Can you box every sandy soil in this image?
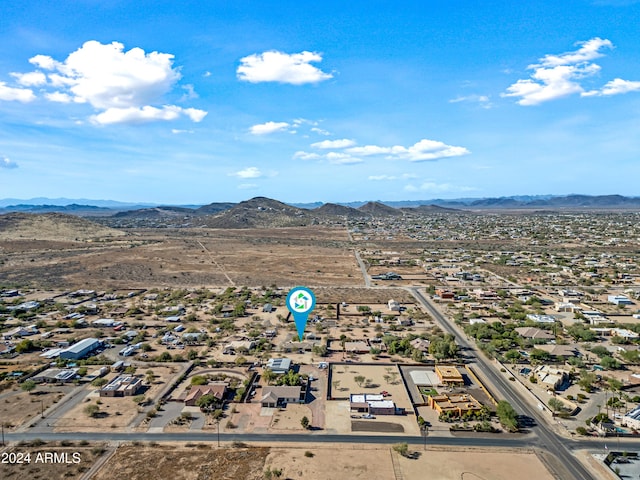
[0,386,68,430]
[270,403,314,431]
[396,447,556,480]
[0,443,106,480]
[327,364,419,436]
[92,445,269,480]
[265,445,557,480]
[0,226,362,289]
[53,366,176,432]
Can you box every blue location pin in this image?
[286,286,316,341]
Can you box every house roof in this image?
[261,386,301,403]
[185,384,228,403]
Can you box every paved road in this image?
[407,287,597,480]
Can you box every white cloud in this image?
[501,38,640,105]
[311,127,331,136]
[231,167,262,179]
[45,91,73,103]
[0,82,35,102]
[183,108,207,122]
[326,152,362,164]
[90,105,205,125]
[449,94,492,108]
[347,139,470,162]
[237,50,332,85]
[249,121,290,135]
[311,138,356,149]
[583,78,640,96]
[171,129,194,134]
[293,151,322,160]
[1,156,18,169]
[368,173,417,181]
[5,40,206,124]
[537,37,612,67]
[10,71,47,87]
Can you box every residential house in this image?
[260,386,303,408]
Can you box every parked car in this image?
[350,414,361,419]
[363,414,376,419]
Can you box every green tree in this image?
[196,393,220,411]
[496,400,518,432]
[191,375,207,385]
[91,377,108,387]
[548,397,565,416]
[262,368,276,386]
[84,404,100,417]
[505,349,522,364]
[393,443,409,457]
[21,380,36,394]
[601,356,620,370]
[300,415,310,429]
[354,375,366,388]
[132,394,146,405]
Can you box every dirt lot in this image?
[0,227,361,289]
[0,385,70,430]
[396,447,555,480]
[53,366,177,432]
[265,445,556,480]
[0,442,106,480]
[92,444,269,480]
[326,364,419,436]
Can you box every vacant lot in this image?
[0,442,106,480]
[93,445,269,480]
[0,385,71,430]
[0,227,361,289]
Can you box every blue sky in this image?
[1,0,640,204]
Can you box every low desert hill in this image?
[314,203,367,218]
[358,201,403,216]
[202,197,314,228]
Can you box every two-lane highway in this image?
[408,287,597,480]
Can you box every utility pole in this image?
[1,423,4,446]
[421,425,428,451]
[41,400,44,418]
[217,418,220,447]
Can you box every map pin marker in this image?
[286,286,316,341]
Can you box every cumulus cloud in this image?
[293,151,322,161]
[4,40,207,124]
[311,127,331,136]
[347,139,470,162]
[1,156,18,169]
[326,152,362,165]
[311,138,356,149]
[237,50,332,85]
[249,121,290,135]
[0,82,35,102]
[502,38,640,105]
[583,78,640,96]
[10,71,47,87]
[231,167,262,179]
